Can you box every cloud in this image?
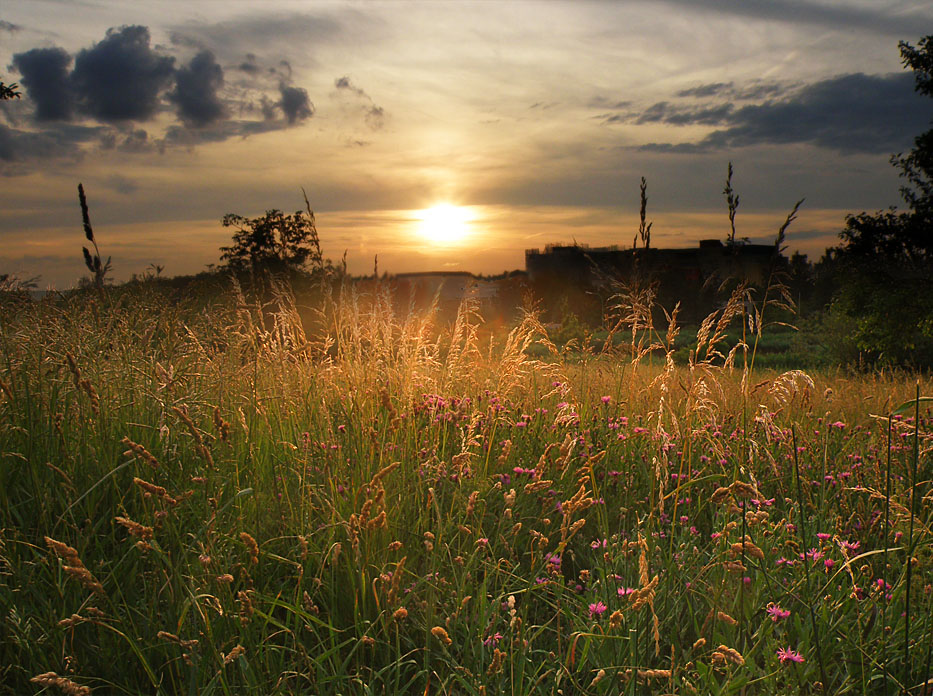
[11,47,74,121]
[6,24,319,159]
[103,174,138,195]
[170,51,227,128]
[279,84,313,124]
[634,101,735,126]
[237,54,261,74]
[334,75,385,130]
[657,0,933,36]
[676,82,733,98]
[632,72,930,154]
[167,12,344,62]
[71,25,176,123]
[0,122,102,165]
[0,20,22,33]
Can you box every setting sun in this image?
[416,204,473,245]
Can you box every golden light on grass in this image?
[415,204,473,245]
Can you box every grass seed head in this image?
[30,672,90,696]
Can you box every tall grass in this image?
[0,276,930,695]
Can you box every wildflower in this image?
[776,646,805,664]
[618,586,635,597]
[824,558,835,571]
[816,533,831,541]
[766,603,790,621]
[483,632,503,646]
[840,540,860,555]
[600,395,611,404]
[589,601,607,618]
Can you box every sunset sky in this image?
[2,0,931,289]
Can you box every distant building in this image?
[525,239,782,323]
[526,239,779,287]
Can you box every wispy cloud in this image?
[656,0,933,35]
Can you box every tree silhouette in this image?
[220,191,323,276]
[828,36,933,366]
[0,80,21,100]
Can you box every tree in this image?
[0,80,20,100]
[826,36,933,366]
[220,192,323,276]
[893,36,933,217]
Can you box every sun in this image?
[416,204,473,245]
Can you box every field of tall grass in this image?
[0,277,930,695]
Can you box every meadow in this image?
[0,276,930,695]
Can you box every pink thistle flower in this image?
[776,646,805,664]
[601,395,611,404]
[589,601,607,618]
[816,533,831,542]
[766,603,790,621]
[483,632,503,646]
[824,558,835,571]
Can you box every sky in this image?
[1,0,932,289]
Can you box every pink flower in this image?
[601,395,611,404]
[766,603,790,621]
[776,646,805,664]
[816,533,831,541]
[589,601,607,618]
[824,558,835,571]
[617,586,635,597]
[483,632,503,646]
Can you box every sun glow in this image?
[416,204,473,245]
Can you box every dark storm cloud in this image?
[11,47,74,121]
[170,51,227,128]
[0,20,22,33]
[635,73,930,154]
[71,25,175,122]
[279,84,313,124]
[658,0,933,35]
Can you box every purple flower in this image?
[589,601,607,618]
[766,603,790,621]
[776,646,804,664]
